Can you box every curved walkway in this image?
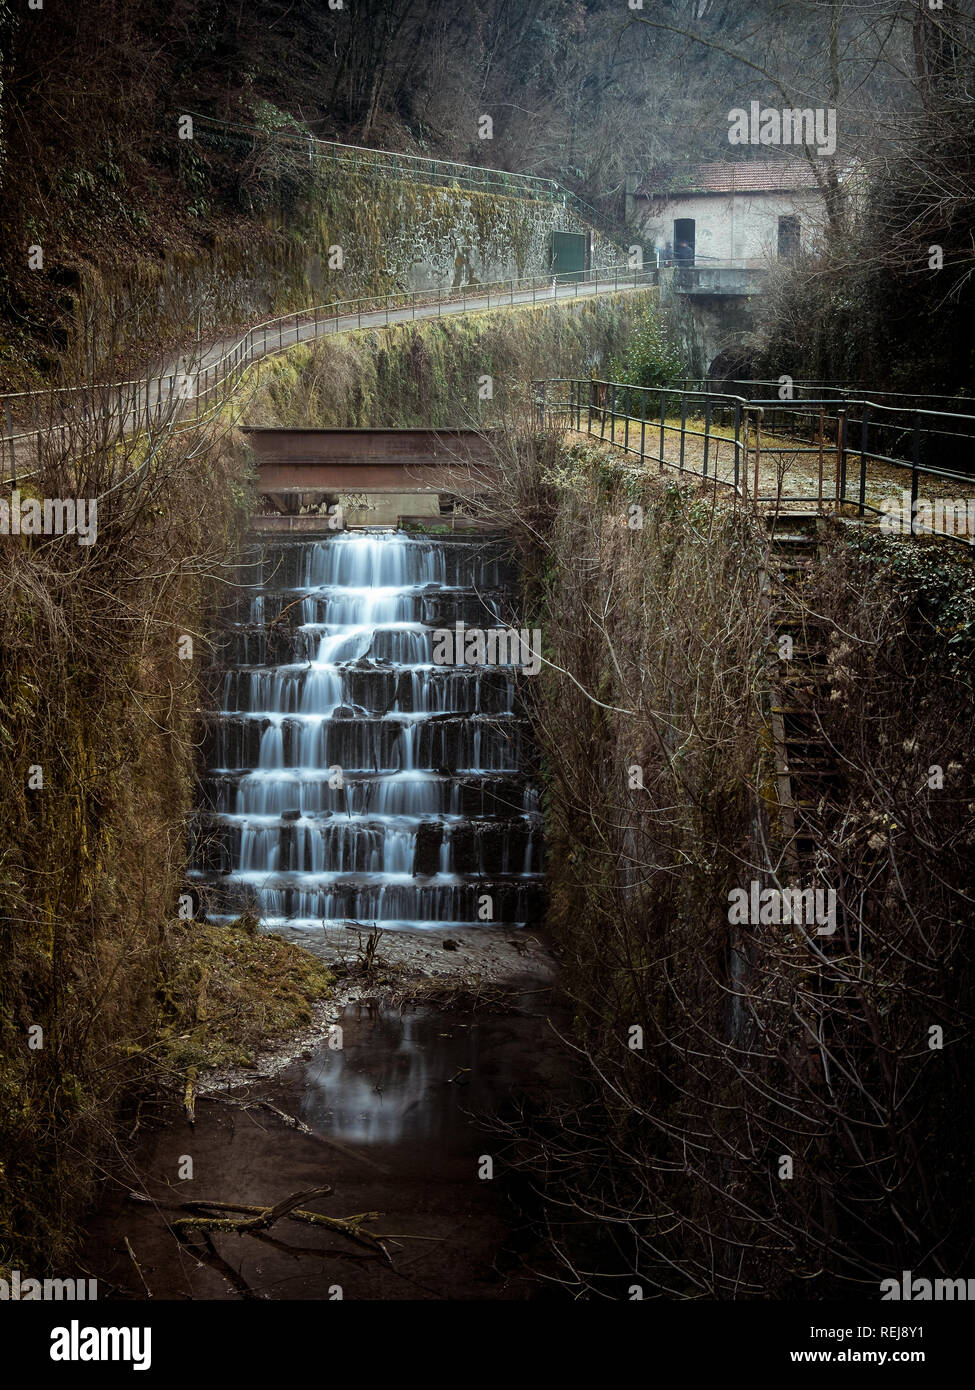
[2,269,657,481]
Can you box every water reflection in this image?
[296,1003,539,1150]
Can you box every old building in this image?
[629,160,827,267]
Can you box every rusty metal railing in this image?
[534,378,975,548]
[1,269,658,486]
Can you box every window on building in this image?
[777,215,800,260]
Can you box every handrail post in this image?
[858,403,869,517]
[910,413,921,537]
[836,407,847,511]
[753,406,762,505]
[734,402,742,498]
[817,405,825,512]
[624,385,630,454]
[703,392,712,478]
[679,391,687,472]
[640,386,646,465]
[5,401,15,488]
[659,389,666,469]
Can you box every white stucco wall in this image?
[636,189,823,266]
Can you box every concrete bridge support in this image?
[243,427,499,531]
[659,266,769,387]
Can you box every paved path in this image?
[185,275,649,384]
[2,274,653,481]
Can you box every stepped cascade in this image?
[191,530,544,930]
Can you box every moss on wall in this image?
[74,170,621,389]
[248,288,656,429]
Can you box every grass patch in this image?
[154,917,332,1075]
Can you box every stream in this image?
[82,528,560,1300]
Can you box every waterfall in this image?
[192,530,544,930]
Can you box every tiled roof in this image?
[637,160,822,197]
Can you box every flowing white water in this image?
[193,531,543,930]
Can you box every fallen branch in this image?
[128,1188,391,1260]
[170,1184,331,1237]
[123,1236,152,1299]
[184,1067,197,1126]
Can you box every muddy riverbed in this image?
[81,928,567,1300]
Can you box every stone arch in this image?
[707,343,759,395]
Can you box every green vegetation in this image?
[844,529,975,681]
[607,302,687,389]
[154,917,331,1075]
[251,289,658,428]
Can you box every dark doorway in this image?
[674,218,696,266]
[777,215,800,260]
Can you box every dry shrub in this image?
[478,429,975,1299]
[0,386,249,1269]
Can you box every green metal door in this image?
[550,230,586,282]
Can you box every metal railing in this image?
[190,112,611,231]
[1,269,657,485]
[681,376,975,410]
[535,378,975,549]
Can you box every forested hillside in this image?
[0,0,932,388]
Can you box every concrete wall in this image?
[79,175,625,368]
[304,181,617,297]
[636,189,823,266]
[659,267,765,380]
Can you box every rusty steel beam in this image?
[243,427,497,494]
